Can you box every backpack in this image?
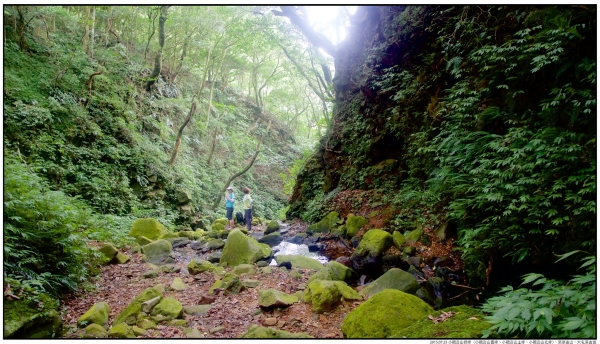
[235,212,245,225]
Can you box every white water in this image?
[269,241,329,266]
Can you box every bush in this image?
[481,252,596,338]
[3,153,99,297]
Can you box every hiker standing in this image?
[225,187,235,229]
[242,187,253,230]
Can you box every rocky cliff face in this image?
[289,5,596,285]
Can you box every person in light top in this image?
[225,187,235,229]
[242,187,253,230]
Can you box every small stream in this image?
[269,241,329,266]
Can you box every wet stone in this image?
[264,318,278,326]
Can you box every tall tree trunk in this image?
[169,97,197,165]
[89,6,95,59]
[82,6,90,53]
[205,45,232,130]
[171,33,190,83]
[144,7,158,60]
[206,127,219,166]
[146,6,169,91]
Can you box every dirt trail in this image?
[61,220,361,338]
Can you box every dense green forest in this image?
[3,5,596,339]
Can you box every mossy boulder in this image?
[82,323,108,338]
[98,243,118,261]
[308,261,355,284]
[183,305,212,316]
[160,232,180,239]
[141,239,173,264]
[264,220,280,234]
[345,215,368,238]
[405,223,424,243]
[187,259,214,275]
[220,229,272,267]
[258,231,283,247]
[240,325,313,338]
[108,323,135,338]
[3,293,62,339]
[232,264,256,275]
[113,252,130,264]
[77,302,110,328]
[391,305,491,338]
[151,297,183,320]
[349,229,393,273]
[129,218,167,242]
[176,190,192,204]
[341,289,433,338]
[303,280,362,313]
[170,277,188,291]
[359,268,420,298]
[274,255,325,271]
[306,211,339,235]
[392,231,406,249]
[213,218,229,226]
[113,286,162,325]
[132,326,149,337]
[137,319,157,330]
[137,236,153,246]
[212,222,226,232]
[258,289,299,308]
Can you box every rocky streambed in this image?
[59,217,490,339]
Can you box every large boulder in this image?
[220,229,272,267]
[113,286,162,326]
[306,211,339,235]
[274,255,325,271]
[391,305,491,338]
[77,302,110,328]
[82,323,108,338]
[258,232,283,247]
[341,289,433,338]
[303,280,362,313]
[392,231,406,249]
[359,268,420,298]
[3,294,62,339]
[108,323,135,338]
[258,289,299,308]
[187,259,214,275]
[264,220,280,235]
[151,297,183,320]
[98,243,118,262]
[240,325,312,338]
[176,190,192,204]
[405,223,424,243]
[345,215,368,238]
[129,218,167,243]
[141,240,173,265]
[349,229,393,274]
[308,261,356,284]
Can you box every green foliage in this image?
[280,149,312,196]
[3,153,99,297]
[481,252,596,338]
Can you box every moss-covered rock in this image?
[258,289,299,308]
[159,232,180,239]
[392,231,406,249]
[137,319,157,330]
[142,270,158,279]
[77,302,110,328]
[341,289,433,338]
[176,190,192,204]
[113,286,163,326]
[212,222,226,232]
[129,218,167,242]
[141,239,173,264]
[188,259,214,274]
[405,223,424,243]
[132,325,149,337]
[178,231,196,240]
[232,264,256,275]
[359,268,420,298]
[242,279,261,288]
[151,297,183,320]
[3,293,62,339]
[264,220,280,234]
[303,280,361,313]
[274,255,325,271]
[108,323,135,338]
[391,305,491,338]
[206,238,225,250]
[98,243,118,261]
[137,236,153,246]
[170,277,188,291]
[113,252,130,264]
[82,323,108,338]
[308,261,355,283]
[220,229,272,267]
[306,211,339,235]
[213,218,229,227]
[168,319,188,327]
[240,325,313,338]
[258,231,283,247]
[349,229,393,273]
[183,305,212,316]
[345,215,368,238]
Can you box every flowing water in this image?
[269,241,329,266]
